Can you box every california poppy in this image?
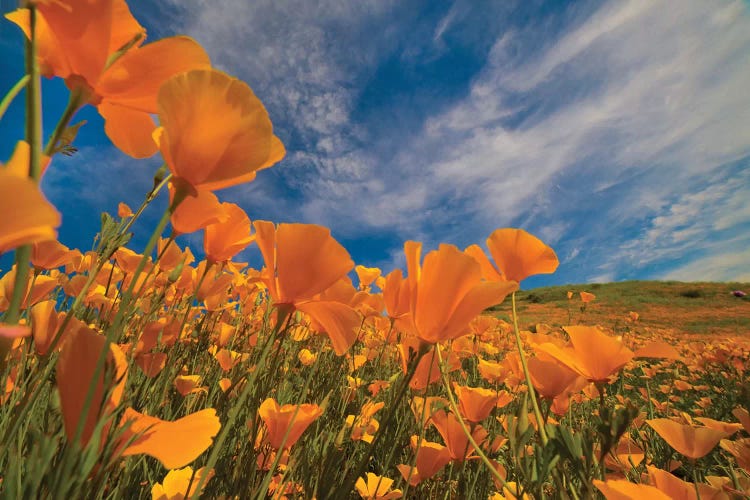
[155,69,284,194]
[203,203,254,263]
[355,265,381,290]
[119,407,221,469]
[593,479,671,500]
[254,221,360,355]
[151,466,214,500]
[0,169,61,254]
[454,384,499,423]
[169,187,228,235]
[56,322,128,447]
[6,2,211,158]
[483,228,559,283]
[258,398,323,450]
[646,418,729,459]
[405,241,517,344]
[355,473,402,500]
[397,436,452,486]
[430,410,487,461]
[533,326,634,383]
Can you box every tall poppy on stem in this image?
[467,228,559,446]
[155,69,285,195]
[404,241,517,345]
[6,0,212,158]
[534,326,634,384]
[258,398,323,450]
[253,221,361,355]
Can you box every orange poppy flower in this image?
[454,384,499,423]
[580,291,596,303]
[381,268,411,327]
[30,239,76,270]
[633,341,683,361]
[258,398,323,450]
[119,407,221,469]
[405,241,517,344]
[30,299,63,355]
[155,69,285,193]
[647,466,723,499]
[254,221,360,355]
[593,479,671,500]
[355,473,402,500]
[397,436,452,486]
[355,265,381,290]
[6,2,211,158]
[56,322,128,446]
[169,186,228,235]
[117,202,133,218]
[527,355,579,400]
[203,203,254,263]
[151,466,214,500]
[483,228,559,283]
[430,410,487,461]
[646,418,730,459]
[533,326,634,383]
[0,169,61,254]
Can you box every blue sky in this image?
[1,0,749,287]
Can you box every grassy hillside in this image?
[494,280,750,337]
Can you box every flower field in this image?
[1,1,749,499]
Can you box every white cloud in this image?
[661,249,750,282]
[147,0,750,280]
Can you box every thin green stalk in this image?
[0,74,29,123]
[190,307,292,499]
[511,291,548,445]
[70,195,182,451]
[254,351,321,499]
[436,346,513,494]
[43,87,85,157]
[328,343,429,500]
[3,5,41,327]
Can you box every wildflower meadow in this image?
[1,1,749,499]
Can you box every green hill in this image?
[493,280,750,337]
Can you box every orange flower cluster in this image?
[1,1,749,498]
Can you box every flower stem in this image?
[511,291,548,445]
[436,346,513,493]
[3,5,41,327]
[0,74,29,123]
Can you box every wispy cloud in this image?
[139,0,750,282]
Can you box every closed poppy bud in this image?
[117,202,133,218]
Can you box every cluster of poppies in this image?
[1,1,749,499]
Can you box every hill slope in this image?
[496,280,750,338]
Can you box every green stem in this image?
[43,87,85,157]
[190,307,292,499]
[511,292,548,445]
[0,74,29,123]
[436,346,513,494]
[328,344,429,500]
[3,6,41,327]
[71,195,182,449]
